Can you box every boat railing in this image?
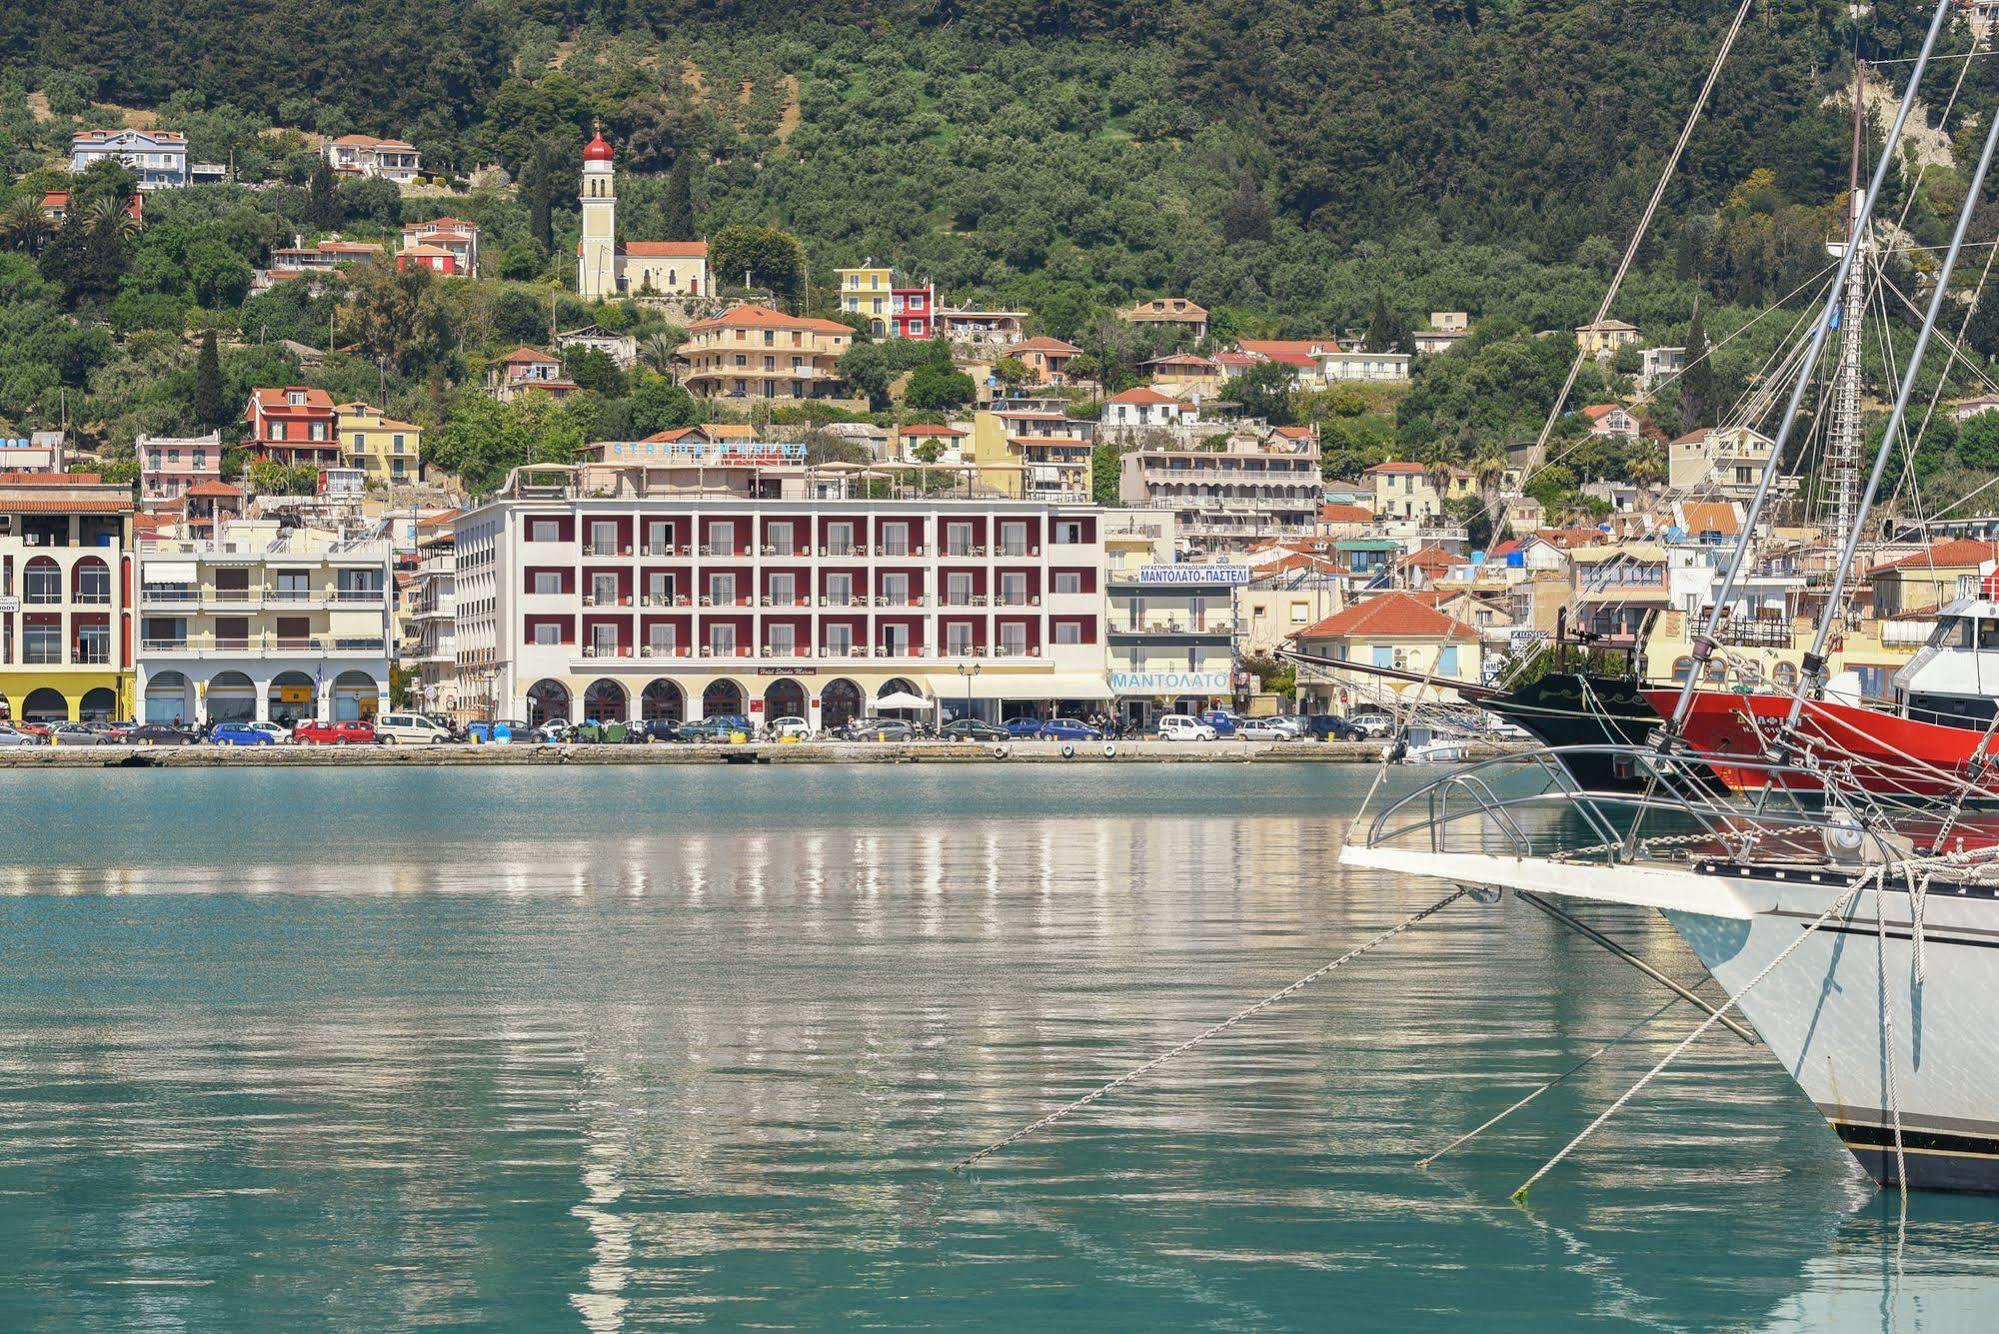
[1361,742,1910,867]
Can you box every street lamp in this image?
[956,661,981,722]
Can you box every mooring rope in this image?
[1511,879,1864,1202]
[951,888,1470,1173]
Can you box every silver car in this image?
[51,722,116,746]
[0,724,33,747]
[1238,716,1306,741]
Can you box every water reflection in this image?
[0,767,1993,1327]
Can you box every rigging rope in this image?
[951,888,1470,1173]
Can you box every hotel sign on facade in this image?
[1110,669,1232,695]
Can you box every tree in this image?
[629,373,698,434]
[1366,292,1407,354]
[903,346,975,411]
[38,213,129,305]
[192,329,223,426]
[1222,360,1297,424]
[1219,173,1272,243]
[837,341,893,410]
[660,155,695,238]
[563,346,627,396]
[492,289,549,345]
[306,157,341,229]
[338,177,403,228]
[1958,412,1999,470]
[344,262,451,377]
[1679,299,1716,432]
[184,238,252,307]
[709,225,806,304]
[0,198,52,255]
[1091,442,1122,505]
[1967,294,1999,365]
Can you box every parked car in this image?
[938,717,1010,742]
[210,721,279,746]
[1038,717,1103,741]
[127,723,201,745]
[50,722,117,746]
[0,724,35,747]
[1347,709,1395,738]
[1002,715,1049,738]
[766,715,813,741]
[1238,716,1306,742]
[1158,714,1220,742]
[240,720,293,743]
[1303,714,1367,742]
[844,716,918,742]
[1200,710,1243,737]
[11,721,54,743]
[676,715,753,743]
[376,712,456,745]
[534,720,574,744]
[84,721,135,742]
[636,719,683,743]
[294,720,377,745]
[467,719,530,744]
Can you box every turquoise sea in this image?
[1,764,1994,1330]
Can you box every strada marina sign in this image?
[1110,669,1232,695]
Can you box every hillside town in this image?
[3,121,1993,741]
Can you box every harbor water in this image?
[2,765,1995,1330]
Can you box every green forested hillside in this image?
[3,1,1997,510]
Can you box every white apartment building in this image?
[451,455,1118,728]
[323,135,422,184]
[135,523,394,726]
[1118,428,1322,551]
[406,517,458,716]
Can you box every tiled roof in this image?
[639,427,713,443]
[1319,503,1373,524]
[1239,338,1339,365]
[1107,386,1177,405]
[183,480,244,498]
[689,304,850,335]
[1871,538,1999,573]
[1013,336,1082,355]
[248,386,336,412]
[494,346,559,365]
[621,241,708,257]
[1365,460,1428,474]
[1676,501,1740,537]
[1294,591,1480,642]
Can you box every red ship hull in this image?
[1641,689,1999,797]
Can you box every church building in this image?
[576,124,709,302]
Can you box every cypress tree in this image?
[192,329,222,426]
[1679,299,1716,432]
[661,155,694,238]
[306,158,340,229]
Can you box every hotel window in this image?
[999,521,1028,556]
[24,623,62,664]
[946,572,973,605]
[767,623,796,656]
[880,573,910,605]
[998,623,1028,656]
[708,573,737,605]
[23,562,60,605]
[591,623,619,656]
[880,623,910,656]
[74,562,110,604]
[880,522,910,556]
[766,522,794,556]
[945,522,974,556]
[646,572,673,604]
[590,573,618,606]
[533,570,563,595]
[529,520,562,542]
[647,623,676,654]
[274,570,309,601]
[1054,520,1086,544]
[827,522,855,556]
[946,623,974,655]
[352,434,365,451]
[1053,571,1082,595]
[645,522,673,554]
[589,520,617,553]
[705,521,734,556]
[824,622,853,654]
[1053,621,1082,645]
[999,572,1028,606]
[825,573,853,606]
[769,572,797,605]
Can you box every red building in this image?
[397,244,462,276]
[245,387,340,467]
[891,283,935,339]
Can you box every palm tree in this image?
[638,332,682,374]
[84,195,143,240]
[0,197,50,254]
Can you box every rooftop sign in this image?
[1136,564,1250,585]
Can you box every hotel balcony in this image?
[139,635,388,657]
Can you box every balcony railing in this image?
[138,635,387,655]
[641,643,689,658]
[581,544,634,557]
[993,644,1041,658]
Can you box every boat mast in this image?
[1664,0,1956,734]
[1826,60,1869,554]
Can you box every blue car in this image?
[1037,717,1104,741]
[210,721,277,746]
[1002,715,1048,738]
[1202,710,1242,737]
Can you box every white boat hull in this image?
[1343,845,1999,1190]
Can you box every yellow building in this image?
[969,405,1094,501]
[675,304,854,401]
[0,473,136,722]
[337,402,422,485]
[836,265,894,334]
[1575,318,1641,360]
[1290,590,1485,711]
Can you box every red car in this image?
[10,721,54,743]
[293,720,378,745]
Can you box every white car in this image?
[245,720,293,743]
[1157,715,1220,741]
[1238,716,1306,741]
[767,715,812,740]
[375,713,456,744]
[1347,710,1395,738]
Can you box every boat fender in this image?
[1061,742,1076,759]
[992,744,1010,760]
[1103,742,1117,758]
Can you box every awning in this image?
[926,672,1113,701]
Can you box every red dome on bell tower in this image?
[582,119,614,162]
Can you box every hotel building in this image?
[450,443,1118,729]
[0,473,136,722]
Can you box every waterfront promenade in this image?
[0,739,1530,766]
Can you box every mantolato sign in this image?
[1136,564,1251,586]
[1110,669,1231,695]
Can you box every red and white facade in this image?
[451,484,1115,728]
[401,217,479,277]
[245,387,339,467]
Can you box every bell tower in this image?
[578,120,617,301]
